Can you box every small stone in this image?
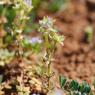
[47,88,64,95]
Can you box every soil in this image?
[54,0,95,85]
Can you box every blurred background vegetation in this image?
[0,0,68,33]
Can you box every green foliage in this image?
[4,34,13,44]
[0,5,4,15]
[21,39,30,48]
[59,76,91,95]
[59,76,66,88]
[5,6,16,27]
[32,0,40,9]
[69,80,79,91]
[48,0,67,12]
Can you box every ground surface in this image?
[54,0,95,84]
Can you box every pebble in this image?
[47,88,64,95]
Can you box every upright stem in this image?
[44,34,51,89]
[47,59,51,88]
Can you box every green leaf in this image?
[0,5,3,15]
[4,34,13,44]
[52,34,64,45]
[32,43,41,53]
[21,39,30,48]
[32,0,40,9]
[82,82,91,93]
[69,80,79,91]
[59,76,66,88]
[79,82,91,94]
[79,83,84,93]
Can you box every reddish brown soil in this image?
[54,0,95,84]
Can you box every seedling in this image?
[38,16,64,89]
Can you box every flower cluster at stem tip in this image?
[39,16,65,45]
